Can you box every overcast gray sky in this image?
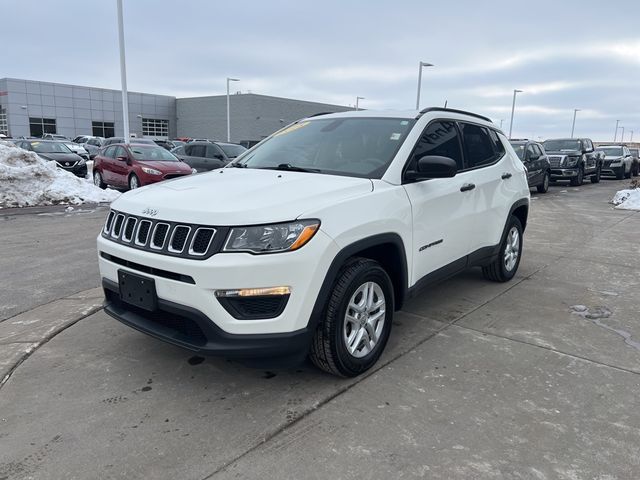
[2,0,639,141]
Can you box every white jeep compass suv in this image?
[97,108,530,377]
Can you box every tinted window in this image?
[114,146,127,158]
[29,141,72,154]
[525,144,536,160]
[459,123,497,169]
[188,145,207,157]
[488,129,505,158]
[510,142,525,160]
[128,145,179,161]
[533,144,543,156]
[206,144,225,159]
[408,120,463,172]
[103,146,117,159]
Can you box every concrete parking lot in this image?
[0,179,639,479]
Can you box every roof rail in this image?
[418,107,493,123]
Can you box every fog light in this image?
[214,286,291,297]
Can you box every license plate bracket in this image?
[118,270,157,311]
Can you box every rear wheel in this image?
[93,170,106,189]
[569,166,584,186]
[536,171,550,193]
[633,162,639,177]
[309,258,393,377]
[482,216,523,283]
[129,174,140,190]
[590,165,601,183]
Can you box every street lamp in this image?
[620,126,625,142]
[508,89,523,140]
[614,120,620,142]
[355,96,365,111]
[116,0,130,142]
[570,108,580,138]
[226,77,240,142]
[499,119,505,130]
[415,61,434,110]
[630,130,634,143]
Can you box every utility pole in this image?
[415,61,434,110]
[508,89,522,140]
[570,109,580,138]
[226,78,240,142]
[614,120,619,142]
[116,0,130,142]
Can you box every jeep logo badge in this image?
[142,207,158,217]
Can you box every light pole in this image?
[355,96,365,111]
[630,130,634,142]
[415,61,434,110]
[226,77,239,142]
[620,126,625,142]
[614,120,620,141]
[570,109,580,138]
[499,119,505,129]
[116,0,130,142]
[508,89,523,140]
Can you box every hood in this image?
[545,149,581,156]
[604,155,623,160]
[38,153,83,163]
[112,168,373,225]
[136,160,192,173]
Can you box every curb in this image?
[0,288,104,388]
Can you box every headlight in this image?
[223,220,320,254]
[565,155,580,167]
[191,168,198,174]
[141,167,162,175]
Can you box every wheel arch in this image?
[308,233,409,331]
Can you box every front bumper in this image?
[601,164,624,176]
[103,278,311,358]
[57,163,87,177]
[97,228,338,339]
[550,168,578,179]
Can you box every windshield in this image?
[543,139,581,151]
[510,143,526,160]
[30,141,72,154]
[597,147,623,157]
[129,145,179,161]
[218,143,247,158]
[238,117,416,178]
[630,148,639,156]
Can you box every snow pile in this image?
[0,140,120,208]
[611,188,640,211]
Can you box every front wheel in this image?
[590,165,601,183]
[309,258,393,377]
[482,216,523,282]
[569,166,584,186]
[536,171,550,193]
[129,174,140,190]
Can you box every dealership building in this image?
[0,78,352,144]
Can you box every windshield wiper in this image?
[261,163,321,173]
[228,162,247,168]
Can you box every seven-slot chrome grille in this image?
[102,209,221,259]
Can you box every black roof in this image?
[418,107,492,123]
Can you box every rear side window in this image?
[206,144,225,159]
[459,123,501,169]
[408,120,464,172]
[103,146,116,158]
[188,145,206,157]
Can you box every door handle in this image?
[460,183,476,192]
[501,173,512,179]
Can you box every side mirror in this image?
[406,155,458,181]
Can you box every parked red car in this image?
[93,143,194,190]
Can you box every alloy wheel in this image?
[503,227,520,272]
[343,281,386,358]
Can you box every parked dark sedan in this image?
[170,141,230,172]
[509,139,551,193]
[15,139,87,177]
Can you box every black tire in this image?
[482,216,523,283]
[129,174,140,190]
[590,165,601,183]
[633,162,639,177]
[615,167,624,180]
[536,171,550,193]
[569,166,584,186]
[309,258,394,377]
[93,170,106,189]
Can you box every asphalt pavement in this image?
[0,179,639,480]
